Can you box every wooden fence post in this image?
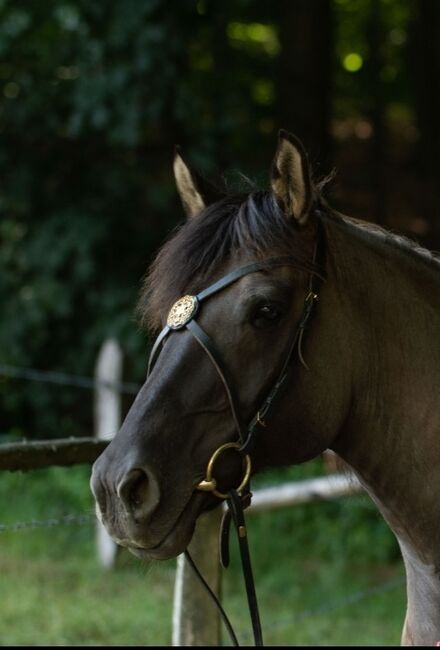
[172,508,223,646]
[94,338,122,569]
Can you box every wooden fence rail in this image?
[0,437,108,471]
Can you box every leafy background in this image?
[2,0,439,440]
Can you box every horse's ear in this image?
[173,146,222,219]
[270,130,313,224]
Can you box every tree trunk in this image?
[365,0,387,225]
[275,0,332,174]
[410,0,440,248]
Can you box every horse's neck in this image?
[324,215,440,639]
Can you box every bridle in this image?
[147,218,326,645]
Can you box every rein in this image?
[147,219,326,646]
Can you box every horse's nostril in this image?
[117,467,160,520]
[130,472,149,506]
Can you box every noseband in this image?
[147,220,326,646]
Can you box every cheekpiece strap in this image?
[186,319,248,443]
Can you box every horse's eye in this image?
[252,303,283,328]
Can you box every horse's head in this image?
[91,131,349,560]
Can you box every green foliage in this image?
[0,0,282,439]
[251,460,400,567]
[0,0,419,439]
[333,0,414,118]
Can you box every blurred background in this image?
[2,0,440,440]
[0,0,437,644]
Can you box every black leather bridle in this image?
[147,218,326,646]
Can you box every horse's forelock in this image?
[137,190,318,332]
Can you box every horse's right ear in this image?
[173,147,223,219]
[270,130,313,224]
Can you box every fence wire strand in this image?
[240,574,405,640]
[0,364,141,395]
[0,512,96,532]
[0,509,405,634]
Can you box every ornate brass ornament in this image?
[197,442,252,499]
[167,295,198,329]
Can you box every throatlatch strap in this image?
[241,220,326,454]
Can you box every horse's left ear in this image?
[173,146,223,219]
[271,130,313,224]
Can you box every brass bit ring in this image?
[197,442,252,499]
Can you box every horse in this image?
[91,130,440,646]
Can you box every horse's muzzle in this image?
[90,458,161,529]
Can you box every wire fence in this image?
[0,512,96,532]
[243,574,405,641]
[0,363,141,395]
[0,507,405,638]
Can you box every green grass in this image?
[1,548,174,645]
[0,464,406,645]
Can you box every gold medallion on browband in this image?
[167,295,199,329]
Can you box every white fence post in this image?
[94,338,123,569]
[172,508,223,646]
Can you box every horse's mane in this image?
[324,209,440,272]
[138,179,440,332]
[138,190,319,331]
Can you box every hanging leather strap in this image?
[226,489,263,646]
[187,488,262,647]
